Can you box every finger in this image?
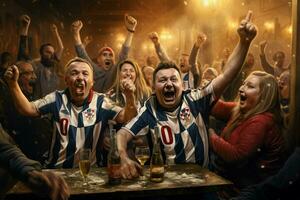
[245,10,253,22]
[248,25,256,33]
[245,23,252,31]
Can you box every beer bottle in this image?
[107,128,122,185]
[150,126,165,182]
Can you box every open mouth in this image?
[180,64,184,68]
[240,93,247,102]
[105,61,111,66]
[163,90,175,102]
[74,81,85,95]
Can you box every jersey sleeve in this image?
[32,92,57,115]
[122,106,150,137]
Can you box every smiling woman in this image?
[209,70,287,193]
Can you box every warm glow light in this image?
[160,31,173,40]
[287,25,292,34]
[228,21,236,30]
[201,0,218,7]
[116,33,125,42]
[264,21,275,31]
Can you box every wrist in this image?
[127,28,135,33]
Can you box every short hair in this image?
[15,61,32,69]
[39,43,54,55]
[153,62,181,83]
[65,57,93,73]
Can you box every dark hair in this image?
[153,62,181,84]
[39,43,54,55]
[0,52,12,65]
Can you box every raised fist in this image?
[237,11,257,43]
[121,77,136,95]
[124,14,137,32]
[4,65,19,86]
[51,24,58,33]
[195,33,207,47]
[71,20,83,33]
[148,32,159,45]
[20,15,31,27]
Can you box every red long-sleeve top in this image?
[210,100,286,187]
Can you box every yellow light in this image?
[116,34,125,42]
[143,44,148,50]
[201,0,218,7]
[203,0,209,7]
[264,21,274,31]
[160,31,173,40]
[287,25,292,34]
[228,21,236,30]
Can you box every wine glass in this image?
[79,148,91,186]
[135,145,150,181]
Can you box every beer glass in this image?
[79,148,91,185]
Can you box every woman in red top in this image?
[209,71,286,189]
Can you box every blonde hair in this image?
[109,59,152,106]
[222,71,282,139]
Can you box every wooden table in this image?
[6,164,232,200]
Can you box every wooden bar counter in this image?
[6,164,232,200]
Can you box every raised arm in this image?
[51,24,64,60]
[4,65,39,117]
[259,40,275,75]
[17,15,31,61]
[71,20,95,66]
[189,33,207,88]
[149,32,171,62]
[115,78,138,124]
[212,11,257,99]
[118,14,137,62]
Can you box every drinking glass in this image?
[135,145,150,180]
[79,148,91,186]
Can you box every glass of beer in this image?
[79,148,91,186]
[135,145,150,180]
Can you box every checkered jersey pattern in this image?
[32,90,121,168]
[182,71,194,89]
[123,83,216,167]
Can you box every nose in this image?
[239,84,244,92]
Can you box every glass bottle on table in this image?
[107,128,122,185]
[150,126,165,183]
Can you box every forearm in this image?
[117,129,133,159]
[9,83,38,117]
[259,53,274,75]
[189,45,201,88]
[73,31,82,46]
[123,93,137,122]
[0,142,41,182]
[54,30,64,59]
[154,43,170,62]
[213,40,250,98]
[17,35,30,61]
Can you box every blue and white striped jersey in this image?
[123,83,215,167]
[32,89,122,168]
[182,71,194,89]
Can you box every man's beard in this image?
[41,57,58,68]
